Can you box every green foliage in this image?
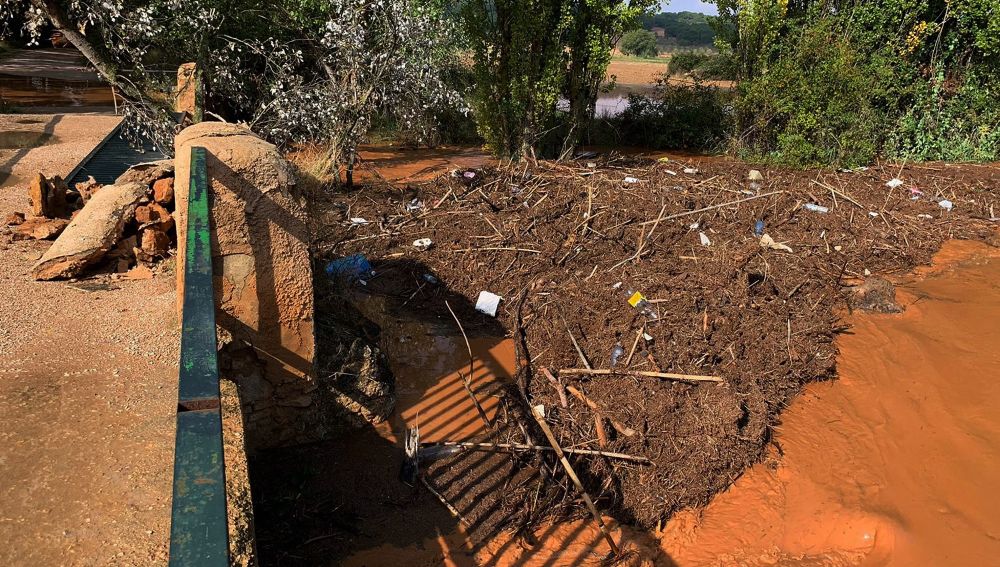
[709,0,1000,166]
[667,51,737,80]
[461,0,572,158]
[640,11,716,46]
[462,0,653,159]
[601,80,729,150]
[735,18,879,167]
[619,29,658,57]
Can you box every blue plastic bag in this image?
[326,254,372,282]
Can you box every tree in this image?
[560,0,653,158]
[2,0,464,182]
[461,0,573,159]
[619,29,657,57]
[461,0,653,160]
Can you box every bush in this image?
[619,30,658,58]
[667,52,736,80]
[734,20,880,167]
[601,80,729,151]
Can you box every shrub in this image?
[606,80,729,151]
[733,20,880,167]
[667,51,736,80]
[619,30,658,58]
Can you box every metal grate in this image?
[66,122,167,187]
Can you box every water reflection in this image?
[0,73,114,107]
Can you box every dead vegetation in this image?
[306,155,998,552]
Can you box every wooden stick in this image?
[624,327,644,367]
[530,405,621,556]
[811,180,865,210]
[541,367,569,408]
[566,385,636,437]
[561,368,722,383]
[560,314,592,370]
[636,191,785,226]
[452,247,541,253]
[421,441,652,463]
[445,300,492,428]
[420,476,470,527]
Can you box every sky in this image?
[658,0,718,15]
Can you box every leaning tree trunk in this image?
[29,0,165,108]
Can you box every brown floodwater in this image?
[357,146,494,184]
[340,238,1000,566]
[0,73,114,107]
[657,239,1000,566]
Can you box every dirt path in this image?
[0,113,179,565]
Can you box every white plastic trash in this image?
[939,200,954,211]
[350,217,369,225]
[886,178,904,189]
[759,234,793,253]
[803,204,829,213]
[684,168,699,174]
[475,291,502,316]
[413,238,433,251]
[624,176,640,184]
[699,232,712,246]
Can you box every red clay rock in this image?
[48,176,69,217]
[28,173,47,217]
[152,177,174,205]
[32,182,148,280]
[28,173,68,218]
[136,201,171,222]
[11,217,69,240]
[140,227,171,256]
[5,212,25,226]
[75,176,102,203]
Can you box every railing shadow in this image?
[249,248,676,565]
[0,114,62,187]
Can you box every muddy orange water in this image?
[357,146,493,185]
[657,239,1000,567]
[344,239,1000,566]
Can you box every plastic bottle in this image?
[612,282,657,320]
[610,343,625,367]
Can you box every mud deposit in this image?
[254,156,998,565]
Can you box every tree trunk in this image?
[29,0,159,106]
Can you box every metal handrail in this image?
[168,146,229,566]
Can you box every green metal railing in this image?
[168,147,230,566]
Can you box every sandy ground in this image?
[0,113,179,565]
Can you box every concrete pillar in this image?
[175,122,318,449]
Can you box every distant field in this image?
[607,59,669,86]
[610,54,672,65]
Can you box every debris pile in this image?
[3,160,177,280]
[316,155,998,536]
